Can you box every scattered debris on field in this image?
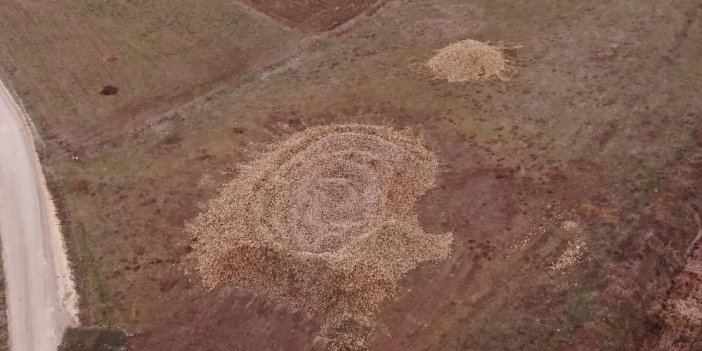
[550,237,588,274]
[562,220,581,231]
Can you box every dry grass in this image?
[0,0,301,145]
[427,39,508,82]
[188,124,452,346]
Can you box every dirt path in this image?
[0,80,78,351]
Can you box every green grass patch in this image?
[75,222,112,325]
[567,289,591,324]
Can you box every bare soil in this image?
[654,239,702,351]
[239,0,379,32]
[0,242,7,351]
[1,0,701,350]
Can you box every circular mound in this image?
[246,126,437,254]
[188,124,452,341]
[427,39,507,82]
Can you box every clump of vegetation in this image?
[58,327,128,351]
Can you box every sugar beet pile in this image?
[427,39,507,82]
[188,124,453,337]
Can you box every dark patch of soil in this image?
[99,85,119,96]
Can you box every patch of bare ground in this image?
[403,19,484,43]
[402,3,485,43]
[130,286,328,351]
[653,233,702,351]
[641,146,702,350]
[239,0,379,32]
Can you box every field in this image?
[0,0,302,147]
[1,0,702,350]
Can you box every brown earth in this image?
[0,0,701,350]
[238,0,379,32]
[0,242,7,351]
[653,238,702,351]
[645,152,702,351]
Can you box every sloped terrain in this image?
[0,0,701,350]
[0,0,302,147]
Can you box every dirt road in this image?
[0,80,78,351]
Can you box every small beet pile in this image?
[427,39,508,82]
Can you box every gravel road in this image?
[0,80,78,351]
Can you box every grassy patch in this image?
[59,327,128,351]
[75,222,111,325]
[567,289,591,324]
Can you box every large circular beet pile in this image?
[188,124,452,342]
